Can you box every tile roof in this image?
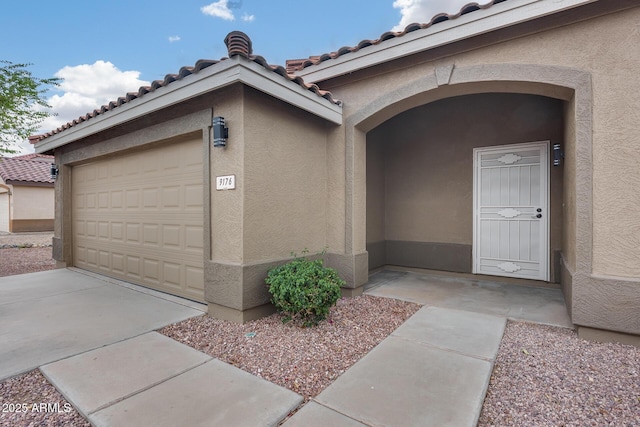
[286,0,506,73]
[35,31,340,142]
[0,155,55,184]
[12,153,55,162]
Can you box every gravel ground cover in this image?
[0,370,90,427]
[160,295,421,402]
[0,247,56,277]
[0,232,55,277]
[0,232,53,249]
[478,321,640,427]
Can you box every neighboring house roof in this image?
[12,153,55,162]
[286,0,504,73]
[34,31,340,143]
[0,155,55,185]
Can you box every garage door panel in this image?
[72,138,205,302]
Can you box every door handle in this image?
[532,213,542,219]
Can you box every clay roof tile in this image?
[286,0,503,73]
[0,155,55,184]
[35,32,339,142]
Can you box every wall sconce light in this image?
[553,143,563,166]
[213,116,229,147]
[50,164,59,180]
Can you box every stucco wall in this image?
[0,190,9,232]
[12,186,54,220]
[242,87,328,262]
[366,138,385,245]
[210,85,245,264]
[562,98,577,274]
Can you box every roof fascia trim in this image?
[238,60,342,125]
[296,0,597,83]
[35,58,342,153]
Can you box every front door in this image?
[473,141,549,281]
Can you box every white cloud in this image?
[392,0,472,31]
[37,61,150,137]
[168,35,181,42]
[201,0,235,21]
[241,13,255,22]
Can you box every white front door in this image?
[473,141,549,281]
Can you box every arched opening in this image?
[366,92,565,283]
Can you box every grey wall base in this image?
[52,237,63,262]
[204,251,368,323]
[207,302,276,324]
[326,251,368,290]
[561,258,640,340]
[368,241,472,274]
[371,241,562,282]
[578,326,640,347]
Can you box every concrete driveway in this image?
[0,268,206,381]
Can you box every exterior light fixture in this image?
[50,164,59,180]
[553,143,563,166]
[213,116,229,147]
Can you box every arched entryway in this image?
[343,63,593,320]
[366,92,565,282]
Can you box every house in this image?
[33,0,640,344]
[0,153,55,233]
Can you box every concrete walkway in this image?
[284,306,506,426]
[283,269,571,426]
[41,332,302,426]
[1,268,572,426]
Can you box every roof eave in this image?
[4,180,54,187]
[296,0,598,83]
[35,57,342,153]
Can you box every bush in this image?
[266,252,344,327]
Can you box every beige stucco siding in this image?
[328,7,640,279]
[210,85,246,264]
[562,98,577,274]
[242,87,328,262]
[0,191,8,232]
[366,138,385,244]
[11,186,54,220]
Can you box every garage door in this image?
[72,138,205,302]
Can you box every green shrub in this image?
[266,252,344,327]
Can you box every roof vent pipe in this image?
[224,31,253,58]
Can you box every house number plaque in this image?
[216,175,236,190]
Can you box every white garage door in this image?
[72,138,205,302]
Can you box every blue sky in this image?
[2,0,470,153]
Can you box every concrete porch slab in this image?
[90,359,303,427]
[366,270,572,328]
[41,332,212,416]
